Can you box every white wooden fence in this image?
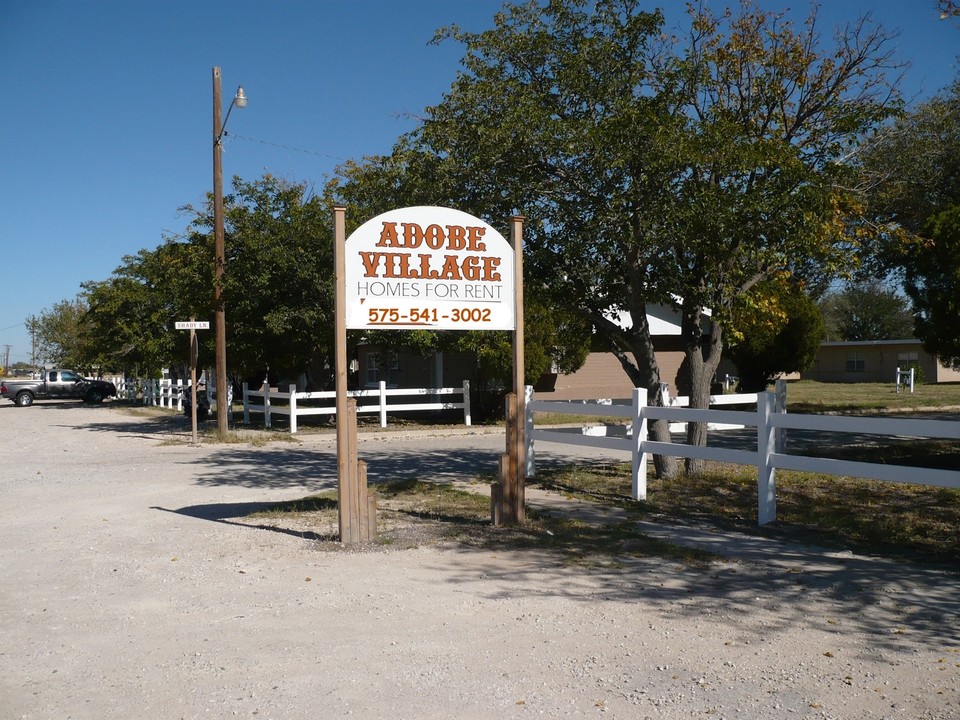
[116,378,231,417]
[525,384,959,525]
[114,378,186,409]
[242,380,472,432]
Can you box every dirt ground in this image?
[1,402,958,720]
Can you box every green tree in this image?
[83,241,201,377]
[862,80,960,249]
[162,175,336,386]
[408,0,901,475]
[861,80,960,364]
[28,299,96,371]
[818,282,914,341]
[726,279,825,392]
[219,175,337,386]
[906,206,960,367]
[82,174,338,385]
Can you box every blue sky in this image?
[1,1,956,367]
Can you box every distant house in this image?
[542,304,737,399]
[800,339,960,384]
[353,347,475,390]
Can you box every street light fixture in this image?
[212,66,246,436]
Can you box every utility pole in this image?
[211,67,247,437]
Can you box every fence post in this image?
[757,392,777,525]
[462,380,472,426]
[263,382,271,429]
[242,383,250,425]
[289,384,298,434]
[524,385,535,478]
[632,387,648,500]
[774,379,787,454]
[379,380,388,428]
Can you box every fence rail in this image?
[114,378,187,409]
[525,383,959,525]
[115,378,236,420]
[242,380,471,432]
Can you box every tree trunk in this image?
[598,306,679,479]
[681,306,724,475]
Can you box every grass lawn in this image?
[783,379,960,412]
[529,462,960,566]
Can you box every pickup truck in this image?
[0,370,117,406]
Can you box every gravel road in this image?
[1,402,957,720]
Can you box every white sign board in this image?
[344,206,515,330]
[175,321,210,330]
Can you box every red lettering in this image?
[419,253,439,279]
[446,224,467,250]
[439,255,463,281]
[377,222,399,248]
[359,252,384,277]
[424,224,444,250]
[482,256,501,281]
[460,255,481,281]
[466,226,486,252]
[401,222,424,249]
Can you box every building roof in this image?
[820,339,921,347]
[606,299,712,337]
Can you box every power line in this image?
[225,132,346,163]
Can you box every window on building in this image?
[845,352,865,372]
[366,352,398,386]
[897,351,919,366]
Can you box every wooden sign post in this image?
[493,216,525,525]
[175,319,210,445]
[333,206,375,545]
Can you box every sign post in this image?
[507,216,526,524]
[175,320,210,444]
